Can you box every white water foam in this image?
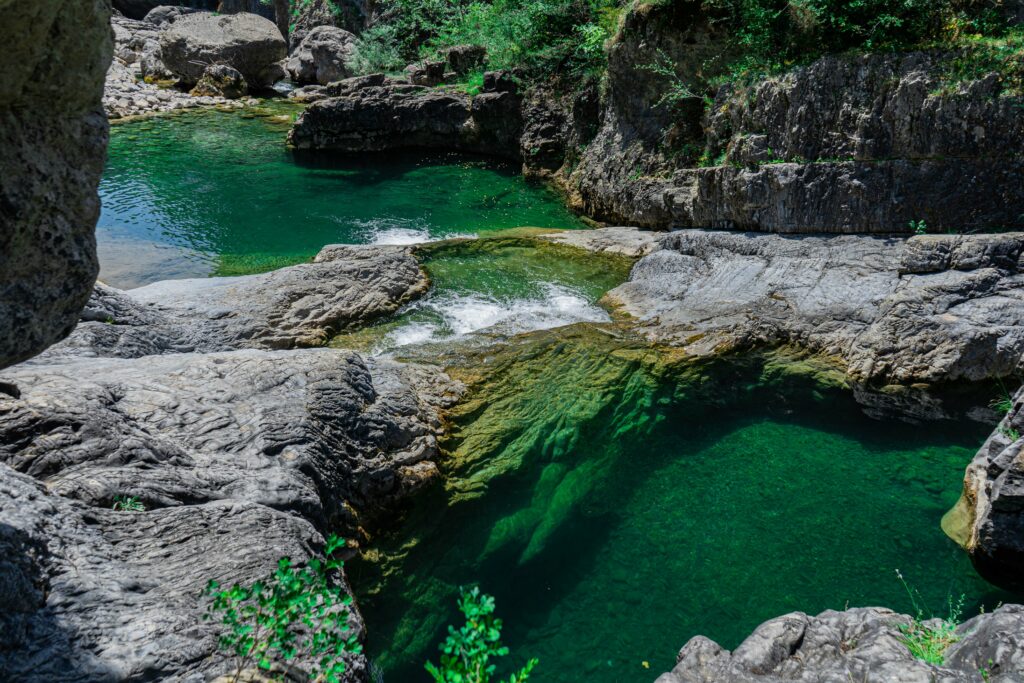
[381,283,609,350]
[354,219,476,246]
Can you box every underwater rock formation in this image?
[0,0,111,370]
[655,605,1024,682]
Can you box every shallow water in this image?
[98,105,587,288]
[352,335,1006,682]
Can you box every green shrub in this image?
[894,569,964,666]
[425,587,538,683]
[202,535,361,683]
[112,495,145,512]
[348,24,407,75]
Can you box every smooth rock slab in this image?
[606,230,1024,387]
[34,244,428,361]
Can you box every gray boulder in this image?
[143,4,203,26]
[159,12,287,87]
[288,79,523,157]
[290,0,365,49]
[655,606,1024,682]
[34,244,429,362]
[0,0,112,370]
[405,59,445,86]
[191,62,248,98]
[286,26,357,86]
[443,44,486,75]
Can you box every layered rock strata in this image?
[0,245,458,681]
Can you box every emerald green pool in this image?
[352,334,1006,682]
[98,108,1005,683]
[98,105,587,288]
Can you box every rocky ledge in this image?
[579,229,1024,398]
[655,605,1024,682]
[0,246,460,681]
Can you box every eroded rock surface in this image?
[35,244,428,361]
[604,230,1024,387]
[0,347,457,681]
[286,26,357,85]
[288,78,523,156]
[0,0,111,371]
[655,606,1024,682]
[949,386,1024,593]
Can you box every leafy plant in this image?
[112,495,145,512]
[425,587,538,683]
[202,535,361,683]
[909,219,928,235]
[894,569,964,666]
[347,24,406,75]
[641,48,701,107]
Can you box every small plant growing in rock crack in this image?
[894,569,964,665]
[640,48,700,107]
[909,220,928,236]
[425,586,538,683]
[999,425,1022,441]
[112,495,145,512]
[990,380,1017,415]
[202,534,361,682]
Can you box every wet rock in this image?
[0,0,111,370]
[0,345,458,681]
[159,12,287,88]
[603,230,1024,387]
[948,385,1024,592]
[288,81,523,157]
[286,26,356,86]
[541,226,664,258]
[191,62,248,98]
[35,244,429,361]
[655,606,1024,682]
[443,44,487,75]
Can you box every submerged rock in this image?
[159,12,287,88]
[286,26,357,86]
[0,0,111,370]
[655,606,1024,682]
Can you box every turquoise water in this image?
[98,106,587,287]
[351,337,1006,682]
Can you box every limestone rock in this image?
[443,44,487,75]
[112,0,173,19]
[34,244,429,361]
[286,26,357,86]
[143,5,203,26]
[0,346,458,681]
[405,59,445,87]
[159,12,287,87]
[191,62,248,98]
[604,230,1024,388]
[655,606,1024,682]
[949,385,1024,592]
[0,0,112,370]
[288,80,523,156]
[289,0,365,50]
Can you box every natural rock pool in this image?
[98,105,587,287]
[97,109,1009,682]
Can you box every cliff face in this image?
[560,1,1024,232]
[0,0,112,370]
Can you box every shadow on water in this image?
[350,327,1011,682]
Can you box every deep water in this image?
[351,332,1007,682]
[98,105,587,287]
